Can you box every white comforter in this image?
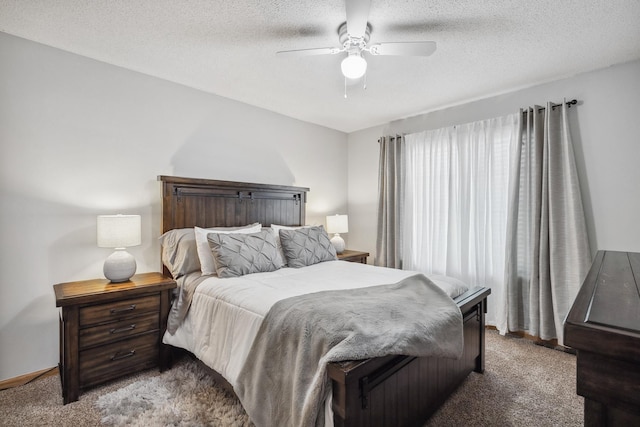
[162,260,468,389]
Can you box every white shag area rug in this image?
[91,331,581,427]
[95,359,252,427]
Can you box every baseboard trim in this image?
[0,366,59,391]
[486,325,576,354]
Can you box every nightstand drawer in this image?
[79,312,159,349]
[79,332,158,388]
[79,294,160,326]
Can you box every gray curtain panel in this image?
[503,102,591,346]
[375,135,404,268]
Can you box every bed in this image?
[158,175,490,427]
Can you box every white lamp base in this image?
[104,249,137,283]
[330,233,345,254]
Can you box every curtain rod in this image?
[523,99,578,114]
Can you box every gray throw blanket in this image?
[166,273,209,334]
[234,274,463,427]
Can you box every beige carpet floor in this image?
[0,329,583,426]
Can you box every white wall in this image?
[0,33,348,381]
[347,60,640,262]
[346,125,384,259]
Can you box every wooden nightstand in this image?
[337,249,370,264]
[54,272,176,404]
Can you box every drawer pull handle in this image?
[110,304,136,315]
[110,350,136,361]
[110,324,136,334]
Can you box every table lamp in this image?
[97,214,141,283]
[326,214,348,254]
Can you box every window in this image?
[402,114,519,327]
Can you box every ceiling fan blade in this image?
[369,41,437,56]
[276,47,341,57]
[345,0,371,38]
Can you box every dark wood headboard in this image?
[158,175,309,234]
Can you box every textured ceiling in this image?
[1,0,639,133]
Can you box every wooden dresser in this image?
[564,251,640,425]
[54,272,176,404]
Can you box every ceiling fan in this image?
[277,0,437,81]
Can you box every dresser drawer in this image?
[79,332,158,388]
[79,312,159,349]
[79,294,160,326]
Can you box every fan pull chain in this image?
[344,77,347,99]
[363,73,367,90]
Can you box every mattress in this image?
[162,260,468,389]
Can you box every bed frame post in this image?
[475,296,487,373]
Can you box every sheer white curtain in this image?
[402,114,519,327]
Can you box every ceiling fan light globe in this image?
[341,54,367,79]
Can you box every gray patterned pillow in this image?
[279,226,338,268]
[207,229,284,278]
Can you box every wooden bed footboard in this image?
[328,286,490,427]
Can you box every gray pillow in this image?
[159,228,201,278]
[279,226,337,268]
[207,229,284,278]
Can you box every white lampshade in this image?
[97,214,141,283]
[97,215,141,248]
[341,53,367,79]
[326,214,348,254]
[326,214,349,234]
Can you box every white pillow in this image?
[271,224,312,264]
[195,223,262,275]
